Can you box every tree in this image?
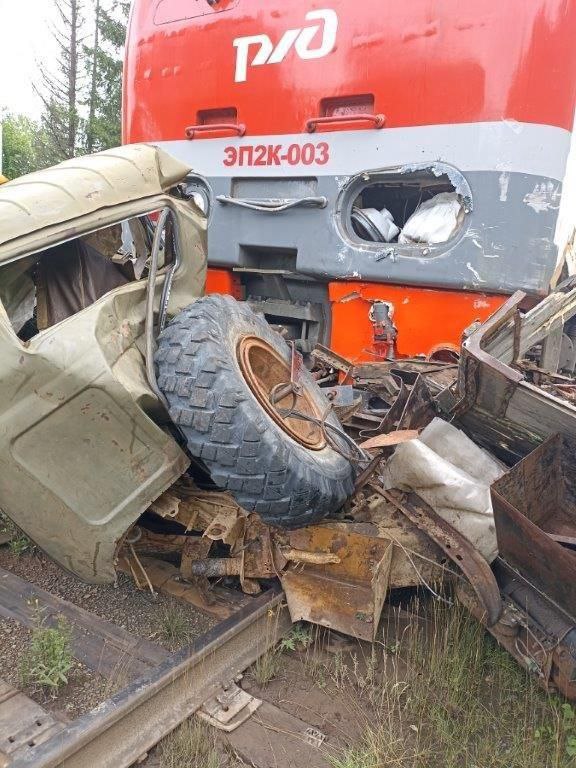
[83,1,130,152]
[36,0,86,162]
[1,114,46,178]
[85,0,102,153]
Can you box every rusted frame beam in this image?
[379,489,502,626]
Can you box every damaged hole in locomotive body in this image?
[343,162,472,250]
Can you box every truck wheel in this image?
[155,295,355,528]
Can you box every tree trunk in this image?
[86,0,101,153]
[68,0,79,158]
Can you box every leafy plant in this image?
[20,619,73,691]
[0,511,33,556]
[279,623,312,652]
[9,535,32,556]
[535,702,576,759]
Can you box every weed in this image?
[252,648,280,686]
[0,511,32,555]
[328,745,378,768]
[279,623,312,652]
[313,599,576,768]
[20,618,73,691]
[9,535,32,556]
[159,718,220,768]
[535,702,576,760]
[154,603,190,646]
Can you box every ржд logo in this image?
[233,9,338,83]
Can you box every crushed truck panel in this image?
[0,145,206,582]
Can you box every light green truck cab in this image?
[0,145,206,582]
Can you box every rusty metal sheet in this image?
[396,374,435,430]
[492,433,576,623]
[346,490,446,588]
[359,429,419,450]
[280,525,393,641]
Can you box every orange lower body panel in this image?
[328,282,506,363]
[205,269,506,363]
[206,268,243,299]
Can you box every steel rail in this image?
[11,587,290,768]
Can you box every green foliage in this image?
[154,603,190,646]
[160,719,220,768]
[20,619,74,691]
[252,623,313,686]
[252,648,281,686]
[9,535,32,556]
[2,2,130,176]
[31,0,129,166]
[83,1,130,153]
[535,702,576,760]
[1,114,46,178]
[0,510,33,555]
[279,623,312,652]
[316,600,576,768]
[328,747,378,768]
[36,0,85,162]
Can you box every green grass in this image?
[252,647,281,686]
[313,600,576,768]
[20,618,74,691]
[159,719,220,768]
[154,602,190,647]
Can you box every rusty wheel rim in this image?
[237,336,326,450]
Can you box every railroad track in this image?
[2,584,290,768]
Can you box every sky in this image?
[0,1,62,118]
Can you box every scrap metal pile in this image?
[121,283,576,701]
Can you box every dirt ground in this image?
[0,548,215,644]
[0,547,216,719]
[0,616,110,720]
[1,545,574,767]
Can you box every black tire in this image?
[155,295,355,528]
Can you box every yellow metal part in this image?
[280,525,394,642]
[134,480,447,643]
[276,491,446,642]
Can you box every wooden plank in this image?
[486,287,576,363]
[225,701,332,768]
[0,679,64,768]
[540,319,564,372]
[0,568,168,680]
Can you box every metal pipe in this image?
[145,208,170,407]
[157,213,181,335]
[190,557,242,577]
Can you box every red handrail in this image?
[305,113,386,133]
[185,122,246,140]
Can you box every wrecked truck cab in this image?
[0,144,206,583]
